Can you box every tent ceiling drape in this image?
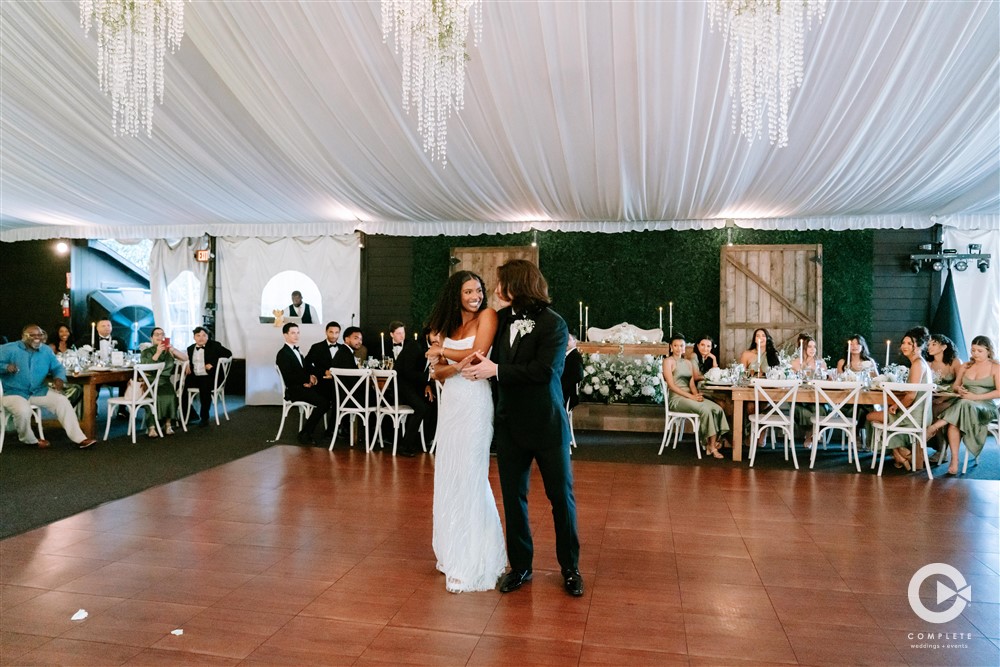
[1,1,997,241]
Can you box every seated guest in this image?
[140,327,187,438]
[276,323,329,445]
[95,318,126,354]
[691,335,719,379]
[866,327,932,470]
[739,328,780,375]
[386,321,431,457]
[790,333,827,376]
[343,326,365,366]
[662,334,729,459]
[306,321,358,434]
[49,324,75,354]
[285,290,314,324]
[562,333,584,410]
[927,333,963,386]
[0,324,96,449]
[926,336,1000,475]
[185,327,232,427]
[836,334,878,377]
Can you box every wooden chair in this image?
[658,376,701,458]
[870,382,934,479]
[748,379,800,468]
[328,368,375,451]
[103,362,165,444]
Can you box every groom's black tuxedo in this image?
[490,305,580,575]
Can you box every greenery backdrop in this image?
[412,228,874,360]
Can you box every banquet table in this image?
[67,369,134,439]
[701,384,926,466]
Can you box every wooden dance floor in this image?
[1,445,998,666]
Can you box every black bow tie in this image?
[393,344,402,350]
[293,346,300,351]
[511,312,527,321]
[196,346,204,350]
[101,337,111,341]
[328,343,338,348]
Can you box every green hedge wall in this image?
[412,228,874,358]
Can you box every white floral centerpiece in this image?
[580,352,664,405]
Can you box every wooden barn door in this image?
[450,246,539,303]
[719,244,823,365]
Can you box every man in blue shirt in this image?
[0,324,96,449]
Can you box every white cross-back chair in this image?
[328,368,375,451]
[658,377,701,458]
[566,381,580,452]
[748,379,800,468]
[171,360,189,432]
[104,362,165,444]
[372,369,415,456]
[183,357,232,427]
[0,381,45,453]
[870,382,934,479]
[272,364,317,441]
[809,380,861,471]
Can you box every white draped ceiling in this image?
[1,1,997,242]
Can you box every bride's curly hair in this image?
[426,271,487,338]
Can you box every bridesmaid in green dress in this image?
[662,335,730,458]
[738,328,779,376]
[926,336,1000,475]
[140,327,188,437]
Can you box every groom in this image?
[462,260,583,597]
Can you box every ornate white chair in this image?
[104,362,165,444]
[658,376,701,458]
[870,382,934,479]
[371,370,416,455]
[0,382,45,453]
[748,379,800,468]
[328,368,375,451]
[809,380,861,471]
[183,357,232,427]
[272,364,317,441]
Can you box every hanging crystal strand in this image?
[81,0,184,137]
[381,0,482,165]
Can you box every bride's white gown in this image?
[432,336,507,593]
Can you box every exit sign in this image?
[195,249,211,263]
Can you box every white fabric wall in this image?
[216,235,361,404]
[149,238,210,347]
[942,229,1000,352]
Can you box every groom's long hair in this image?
[426,271,488,338]
[497,260,551,313]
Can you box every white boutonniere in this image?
[514,319,535,337]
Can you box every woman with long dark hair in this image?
[48,324,74,354]
[836,334,877,376]
[663,334,729,458]
[691,334,719,377]
[739,328,780,374]
[424,271,506,593]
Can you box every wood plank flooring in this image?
[2,445,998,666]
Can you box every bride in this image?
[425,271,507,593]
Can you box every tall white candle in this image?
[579,302,583,340]
[799,341,804,365]
[91,322,95,347]
[668,302,673,336]
[847,341,852,371]
[584,306,589,340]
[658,306,663,333]
[757,340,762,372]
[885,340,891,368]
[380,332,385,357]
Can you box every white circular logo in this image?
[908,563,972,624]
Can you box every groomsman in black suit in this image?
[562,333,584,410]
[386,321,430,457]
[462,260,583,597]
[95,318,129,415]
[305,321,355,433]
[185,327,232,426]
[276,322,328,445]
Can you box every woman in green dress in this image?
[140,327,188,437]
[866,327,933,470]
[926,336,1000,475]
[662,334,729,459]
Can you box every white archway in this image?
[260,270,322,321]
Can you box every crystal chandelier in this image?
[79,0,185,137]
[707,0,826,147]
[381,0,482,165]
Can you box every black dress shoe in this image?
[498,569,532,593]
[297,432,316,446]
[562,569,584,597]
